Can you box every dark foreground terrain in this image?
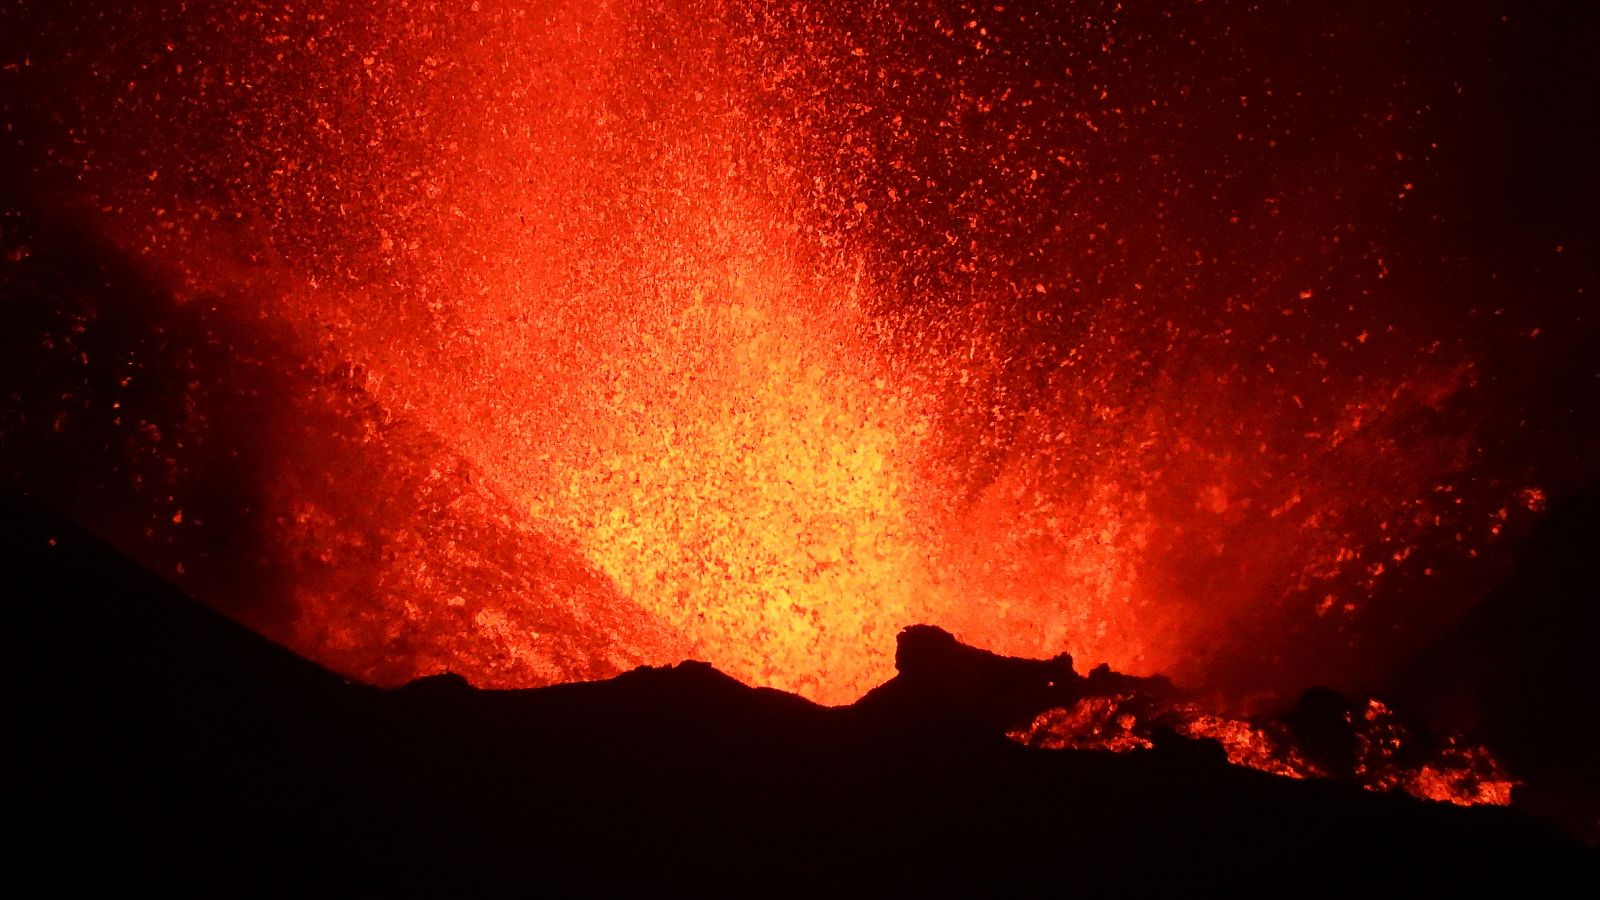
[6,488,1594,894]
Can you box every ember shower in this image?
[3,1,1595,704]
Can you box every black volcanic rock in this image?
[853,623,1175,739]
[6,487,1595,893]
[1281,685,1367,781]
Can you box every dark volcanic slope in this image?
[6,488,1593,893]
[1389,482,1600,842]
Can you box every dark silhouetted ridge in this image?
[6,488,1593,893]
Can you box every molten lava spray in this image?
[4,0,1595,706]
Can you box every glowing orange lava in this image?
[1009,693,1517,807]
[12,0,1563,710]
